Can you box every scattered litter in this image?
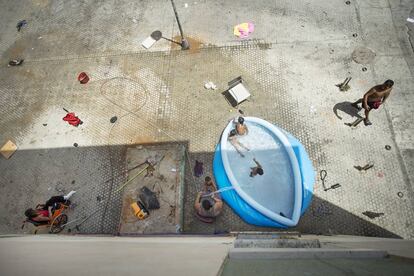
[31,48,34,50]
[110,116,118,123]
[204,81,217,90]
[362,211,384,219]
[37,36,42,40]
[194,160,204,177]
[0,140,18,159]
[42,123,47,126]
[73,143,78,147]
[16,20,27,32]
[310,105,317,114]
[63,108,83,127]
[397,192,404,198]
[354,163,374,171]
[407,18,414,23]
[8,59,24,66]
[47,187,52,191]
[142,36,157,49]
[71,180,76,184]
[385,145,391,150]
[320,170,341,191]
[345,117,363,128]
[233,22,255,38]
[132,18,137,23]
[139,186,160,210]
[171,168,177,172]
[362,67,367,72]
[184,3,188,8]
[336,77,352,91]
[78,72,89,84]
[238,109,244,115]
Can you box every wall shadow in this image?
[183,150,402,239]
[0,143,403,239]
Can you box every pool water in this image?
[225,122,295,218]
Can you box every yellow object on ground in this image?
[0,140,17,159]
[130,201,149,220]
[233,23,249,37]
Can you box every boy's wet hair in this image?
[202,199,212,210]
[229,129,237,136]
[257,168,264,175]
[384,79,394,87]
[238,117,244,124]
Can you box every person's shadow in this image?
[333,101,363,120]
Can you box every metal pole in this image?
[170,0,190,50]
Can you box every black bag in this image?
[139,186,160,210]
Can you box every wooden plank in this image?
[0,140,17,159]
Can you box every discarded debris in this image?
[142,30,162,49]
[345,117,363,128]
[139,186,160,210]
[110,116,118,123]
[63,108,83,127]
[354,163,374,171]
[204,81,217,90]
[194,160,204,177]
[320,170,341,191]
[0,140,18,159]
[42,123,47,126]
[397,192,404,198]
[362,211,384,219]
[233,22,255,38]
[16,20,27,32]
[336,77,352,91]
[385,145,391,150]
[78,72,89,84]
[73,143,78,147]
[407,18,414,23]
[8,59,24,66]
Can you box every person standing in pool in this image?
[235,116,248,135]
[228,129,250,157]
[351,80,394,126]
[250,158,264,177]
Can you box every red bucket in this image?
[78,72,89,84]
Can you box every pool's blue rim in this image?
[219,117,303,227]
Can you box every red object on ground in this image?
[78,72,89,84]
[63,112,82,126]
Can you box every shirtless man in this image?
[228,129,250,157]
[351,80,394,126]
[235,117,248,135]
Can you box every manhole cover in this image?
[352,47,376,64]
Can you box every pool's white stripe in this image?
[220,117,302,226]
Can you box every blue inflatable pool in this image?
[213,117,315,228]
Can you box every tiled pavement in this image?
[0,0,413,238]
